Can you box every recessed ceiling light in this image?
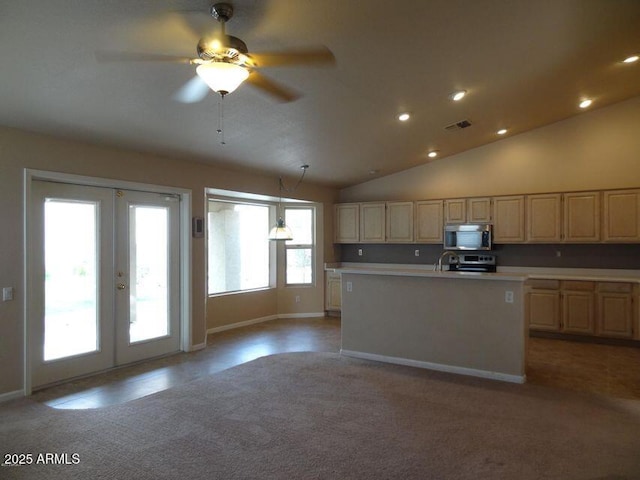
[427,151,438,158]
[398,112,411,122]
[579,99,593,109]
[623,55,638,64]
[497,128,508,135]
[450,90,467,101]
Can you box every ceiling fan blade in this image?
[173,76,210,103]
[249,46,335,67]
[95,51,194,64]
[246,71,300,103]
[172,10,218,40]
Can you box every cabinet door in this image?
[493,195,525,243]
[360,202,386,243]
[325,273,342,311]
[597,292,633,338]
[415,200,443,243]
[334,204,359,243]
[444,199,466,224]
[527,290,561,331]
[563,192,600,242]
[527,194,562,243]
[562,291,595,334]
[468,197,492,223]
[603,189,640,242]
[386,202,414,243]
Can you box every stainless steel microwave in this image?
[444,224,492,250]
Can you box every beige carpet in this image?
[1,352,640,479]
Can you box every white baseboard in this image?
[277,312,326,319]
[0,389,25,403]
[207,315,279,335]
[188,342,207,352]
[340,349,526,384]
[207,312,327,335]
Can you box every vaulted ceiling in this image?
[1,0,639,188]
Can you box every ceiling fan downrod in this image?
[211,3,234,24]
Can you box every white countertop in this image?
[326,262,640,283]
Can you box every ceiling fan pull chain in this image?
[217,95,226,145]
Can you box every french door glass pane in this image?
[129,205,169,343]
[44,200,98,361]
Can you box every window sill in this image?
[208,286,274,298]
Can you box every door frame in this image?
[23,169,192,395]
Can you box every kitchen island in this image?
[337,266,528,383]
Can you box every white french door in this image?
[29,181,180,388]
[114,189,180,365]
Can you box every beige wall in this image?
[340,96,640,202]
[0,127,338,396]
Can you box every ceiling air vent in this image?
[444,119,472,131]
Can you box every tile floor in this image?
[29,316,640,409]
[32,316,341,409]
[527,336,640,400]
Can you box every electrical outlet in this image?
[358,248,363,256]
[346,281,353,292]
[414,249,420,257]
[505,290,514,303]
[2,287,13,302]
[295,295,300,303]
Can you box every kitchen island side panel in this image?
[340,273,526,379]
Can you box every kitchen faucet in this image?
[435,251,459,272]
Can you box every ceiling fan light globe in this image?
[196,62,249,95]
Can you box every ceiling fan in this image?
[97,2,335,103]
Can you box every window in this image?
[207,200,270,295]
[285,206,314,285]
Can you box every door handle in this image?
[117,283,127,290]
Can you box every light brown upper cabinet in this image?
[415,200,444,243]
[493,195,525,243]
[444,199,466,223]
[360,202,386,243]
[334,203,359,243]
[386,201,414,243]
[527,193,562,242]
[467,197,492,223]
[603,189,640,242]
[563,192,600,242]
[444,197,491,224]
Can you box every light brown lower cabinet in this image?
[561,282,595,335]
[597,283,634,338]
[527,280,636,339]
[325,272,342,312]
[527,280,561,331]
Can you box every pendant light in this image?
[269,165,309,241]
